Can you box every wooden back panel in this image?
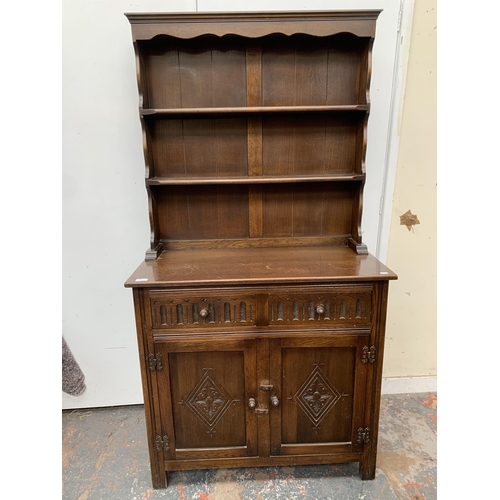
[139,35,248,109]
[147,117,249,178]
[262,34,369,106]
[154,185,250,240]
[262,113,363,176]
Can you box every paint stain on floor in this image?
[62,393,437,500]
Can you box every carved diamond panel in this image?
[184,369,234,434]
[294,364,345,428]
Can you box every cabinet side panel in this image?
[132,289,166,488]
[361,281,390,478]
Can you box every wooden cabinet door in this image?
[269,335,369,457]
[155,338,258,462]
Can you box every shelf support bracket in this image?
[146,243,163,261]
[348,238,368,255]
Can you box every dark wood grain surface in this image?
[129,13,377,254]
[125,11,381,41]
[125,246,396,287]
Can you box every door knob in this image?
[271,395,279,407]
[248,397,256,409]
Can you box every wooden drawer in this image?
[149,291,257,330]
[268,287,372,328]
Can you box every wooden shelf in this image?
[141,105,369,117]
[125,246,397,287]
[147,174,365,186]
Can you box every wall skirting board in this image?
[381,376,437,394]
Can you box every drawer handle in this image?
[199,308,208,318]
[271,395,280,407]
[248,397,256,409]
[316,304,325,315]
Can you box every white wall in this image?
[62,0,405,409]
[62,0,196,409]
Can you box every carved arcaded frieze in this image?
[150,294,256,328]
[269,293,372,326]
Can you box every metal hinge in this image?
[148,353,163,371]
[361,346,376,364]
[155,435,169,452]
[357,427,370,444]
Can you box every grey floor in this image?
[62,392,436,500]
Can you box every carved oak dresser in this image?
[124,10,397,489]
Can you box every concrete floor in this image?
[62,392,436,500]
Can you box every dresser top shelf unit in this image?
[127,11,379,260]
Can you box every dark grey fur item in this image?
[62,338,86,395]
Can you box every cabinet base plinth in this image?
[150,458,376,489]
